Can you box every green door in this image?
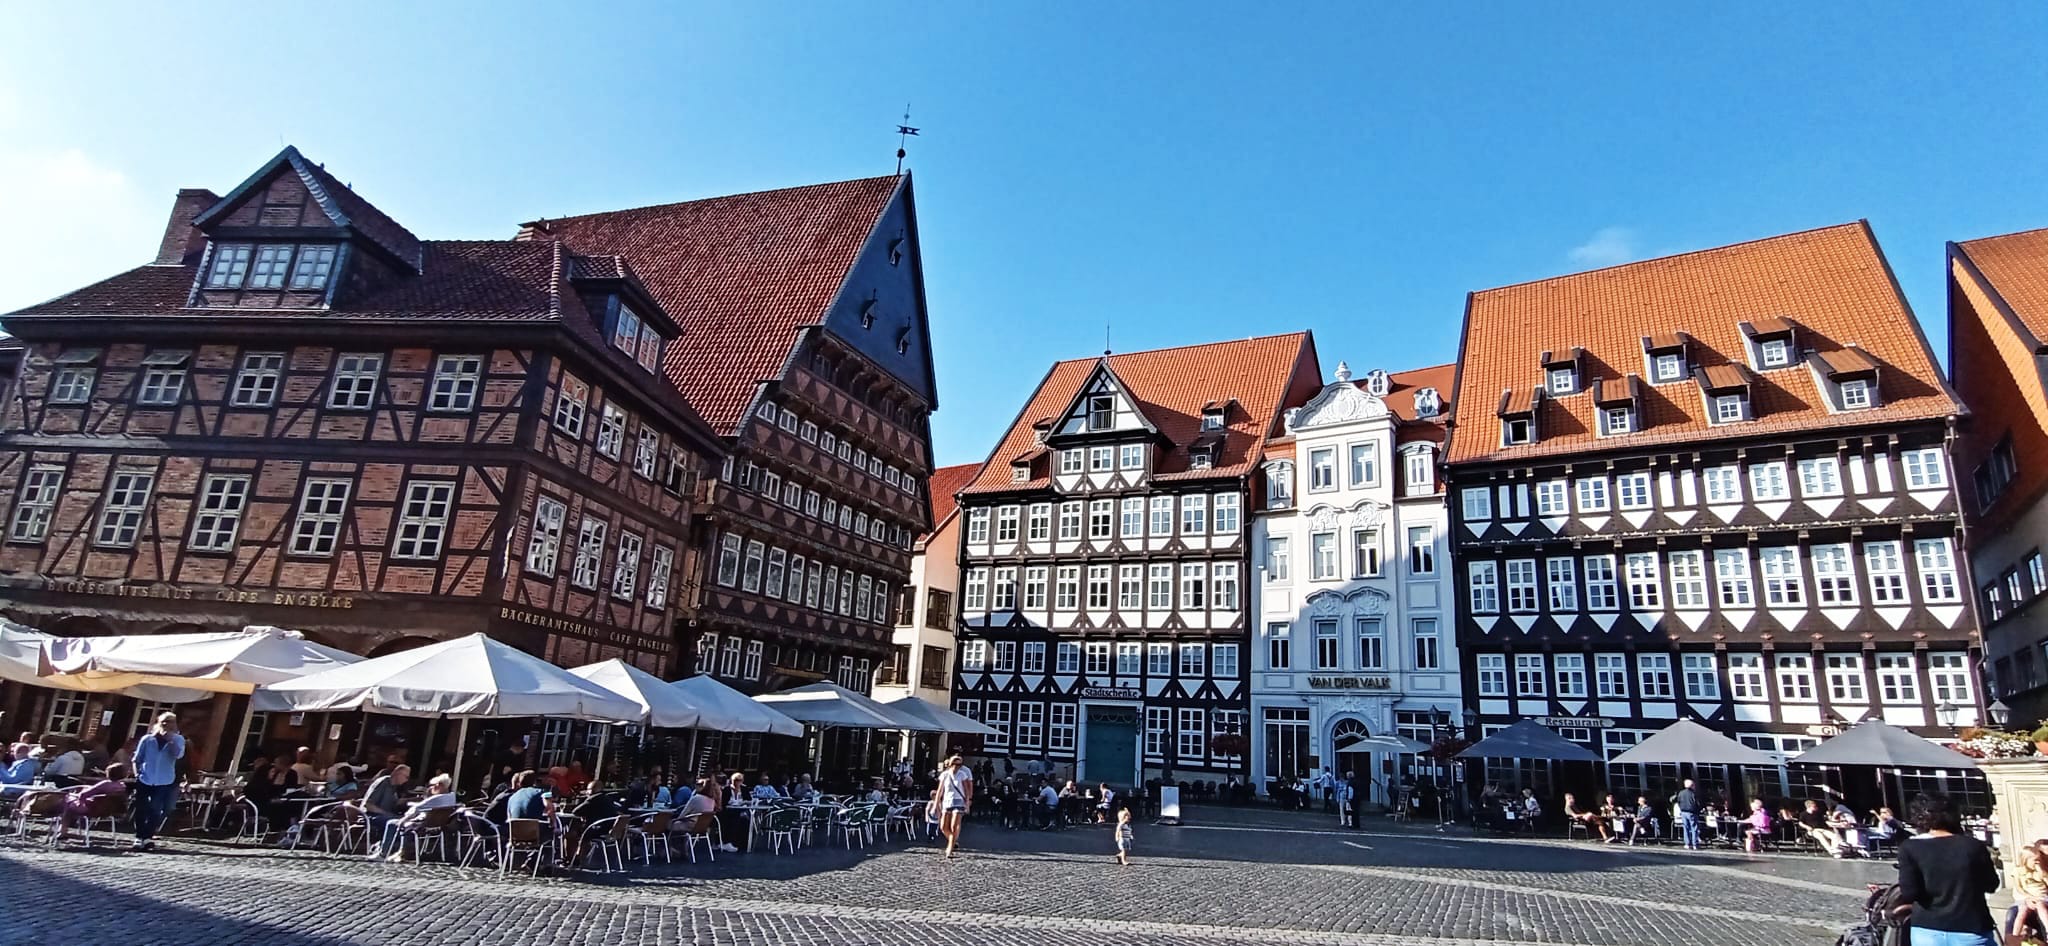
[1082,705,1138,789]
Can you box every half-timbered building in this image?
[952,334,1321,787]
[0,148,724,768]
[532,176,939,716]
[1445,222,1982,802]
[1948,228,2048,724]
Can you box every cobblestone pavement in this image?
[0,806,1895,946]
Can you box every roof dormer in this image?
[1539,347,1584,396]
[1200,398,1237,431]
[1739,316,1799,371]
[1412,387,1442,418]
[1810,345,1881,413]
[1641,332,1691,385]
[1496,387,1543,446]
[1696,364,1757,425]
[570,255,681,376]
[1591,373,1642,436]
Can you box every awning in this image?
[666,675,804,737]
[756,681,940,731]
[253,632,642,721]
[568,659,703,729]
[40,625,359,695]
[878,695,997,736]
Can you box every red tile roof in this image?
[1957,227,2048,345]
[193,147,424,273]
[1385,362,1454,447]
[919,462,982,544]
[1950,229,2048,524]
[962,333,1317,495]
[1449,222,1961,464]
[527,176,902,435]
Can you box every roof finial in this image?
[895,103,920,176]
[1334,361,1352,383]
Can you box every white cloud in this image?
[1567,226,1640,269]
[0,147,163,313]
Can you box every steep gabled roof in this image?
[1956,227,2048,346]
[1448,222,1960,465]
[527,176,902,434]
[1949,227,2048,526]
[963,332,1316,495]
[192,146,424,272]
[918,463,983,548]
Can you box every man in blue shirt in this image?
[0,745,42,797]
[131,711,185,851]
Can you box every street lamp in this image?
[1990,698,2013,729]
[1936,701,1960,731]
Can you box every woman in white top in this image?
[935,754,974,857]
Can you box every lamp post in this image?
[1989,698,2012,729]
[1936,701,1961,734]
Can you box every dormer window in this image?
[1202,408,1224,431]
[1592,374,1640,437]
[1547,368,1575,394]
[613,306,644,356]
[1503,417,1533,445]
[1815,346,1881,412]
[1651,353,1685,383]
[205,243,253,288]
[1640,333,1690,384]
[1760,338,1791,368]
[1189,445,1215,470]
[1840,379,1872,410]
[1496,388,1540,447]
[1363,368,1390,396]
[1539,348,1582,395]
[1265,461,1295,507]
[1413,388,1441,417]
[1739,317,1798,371]
[888,236,906,267]
[206,242,339,292]
[1087,395,1114,431]
[1012,465,1029,483]
[1711,394,1746,423]
[249,245,294,289]
[859,297,878,330]
[1601,406,1634,435]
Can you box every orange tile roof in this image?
[1448,221,1961,464]
[962,333,1317,494]
[1957,227,2048,346]
[1385,362,1453,446]
[1592,374,1640,406]
[1746,315,1795,336]
[1699,364,1753,391]
[1817,347,1878,376]
[918,462,982,546]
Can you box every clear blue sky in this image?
[4,3,2045,467]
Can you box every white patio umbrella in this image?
[570,660,704,729]
[757,681,940,731]
[254,633,643,788]
[0,621,207,704]
[40,625,360,694]
[878,695,997,736]
[666,675,804,737]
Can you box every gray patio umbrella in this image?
[1793,720,1979,770]
[1455,719,1600,762]
[1609,718,1779,766]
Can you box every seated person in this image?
[326,765,360,800]
[1096,783,1117,823]
[1824,794,1864,853]
[792,774,818,802]
[504,772,556,859]
[376,771,457,860]
[0,746,43,796]
[750,777,784,802]
[682,777,724,847]
[1562,792,1610,841]
[1739,798,1773,853]
[55,762,129,842]
[652,780,674,808]
[865,778,889,806]
[1631,795,1658,842]
[1793,799,1848,856]
[1519,788,1542,823]
[1037,780,1061,829]
[485,770,530,825]
[43,741,87,786]
[1868,806,1909,844]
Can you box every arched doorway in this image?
[1330,717,1372,753]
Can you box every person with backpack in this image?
[1892,793,1998,946]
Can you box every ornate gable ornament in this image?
[1306,587,1393,617]
[1286,374,1389,432]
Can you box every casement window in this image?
[1650,352,1685,383]
[428,355,483,412]
[1505,559,1538,612]
[1713,550,1753,607]
[1710,394,1747,424]
[247,244,294,289]
[552,375,589,436]
[995,506,1019,542]
[288,243,338,290]
[780,410,799,434]
[1118,564,1143,609]
[782,481,801,509]
[1812,544,1857,604]
[1515,654,1546,696]
[1089,446,1113,472]
[1876,653,1918,703]
[390,481,456,559]
[805,561,824,608]
[1354,618,1385,671]
[1839,379,1873,411]
[1086,394,1114,430]
[1748,461,1789,500]
[1616,472,1652,510]
[1600,405,1634,436]
[1727,654,1766,700]
[1349,442,1380,487]
[630,427,658,479]
[1594,653,1628,698]
[1865,541,1908,603]
[1638,653,1674,699]
[1059,450,1082,474]
[1088,500,1113,539]
[741,640,764,681]
[696,634,721,674]
[713,532,742,589]
[327,353,384,410]
[1624,553,1661,609]
[1584,555,1619,610]
[1502,416,1533,445]
[1085,642,1111,676]
[1212,494,1240,533]
[1681,653,1720,702]
[1353,528,1382,578]
[9,465,64,541]
[1114,642,1139,676]
[983,701,1011,748]
[1308,447,1337,492]
[1119,498,1143,537]
[1554,654,1586,698]
[1119,444,1144,470]
[960,641,990,673]
[1399,618,1436,670]
[1475,653,1507,696]
[612,306,646,358]
[596,404,626,459]
[1180,563,1208,610]
[738,538,763,593]
[2029,552,2044,599]
[1313,619,1341,670]
[1048,703,1077,751]
[1310,532,1339,580]
[1213,644,1240,678]
[1012,701,1045,749]
[963,568,988,611]
[1547,558,1578,611]
[1055,642,1080,674]
[229,352,285,407]
[1825,654,1866,703]
[1667,551,1707,608]
[1775,654,1815,702]
[571,517,608,589]
[1266,536,1291,580]
[803,490,819,519]
[1023,566,1049,610]
[205,243,254,288]
[614,532,645,600]
[50,365,96,405]
[1150,496,1174,535]
[994,641,1018,672]
[526,496,567,574]
[1914,539,1961,602]
[184,474,251,552]
[1759,337,1792,368]
[1212,563,1239,610]
[1403,450,1434,496]
[135,352,189,406]
[991,566,1018,610]
[1760,547,1803,605]
[839,569,857,616]
[1027,503,1051,542]
[644,544,673,607]
[289,478,352,556]
[1020,641,1046,674]
[871,580,890,623]
[757,402,778,425]
[967,509,989,543]
[1180,494,1207,534]
[1461,487,1492,520]
[1798,457,1843,497]
[1576,477,1609,512]
[1177,708,1207,760]
[1535,481,1567,515]
[1929,653,1972,705]
[1087,565,1112,610]
[1407,526,1436,575]
[1703,465,1742,503]
[1267,623,1292,671]
[1902,448,1948,490]
[1180,642,1206,677]
[1468,561,1499,613]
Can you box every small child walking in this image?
[1115,806,1134,866]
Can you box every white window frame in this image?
[327,353,384,410]
[390,480,457,560]
[428,354,484,412]
[572,517,608,590]
[526,496,568,575]
[9,465,64,541]
[289,478,352,556]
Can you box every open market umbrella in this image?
[1794,720,1979,769]
[666,675,803,737]
[1610,718,1779,766]
[0,622,216,705]
[1335,733,1432,755]
[1455,719,1600,762]
[879,695,997,736]
[756,681,939,731]
[40,625,359,695]
[570,659,704,729]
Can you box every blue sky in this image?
[3,3,2045,467]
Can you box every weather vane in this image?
[896,103,920,176]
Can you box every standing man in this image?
[1674,778,1702,850]
[131,711,185,851]
[1316,767,1335,812]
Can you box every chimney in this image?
[154,188,220,266]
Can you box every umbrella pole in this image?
[593,725,611,787]
[224,699,256,776]
[451,718,470,795]
[686,729,699,779]
[421,716,440,777]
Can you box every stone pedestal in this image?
[1978,758,2048,866]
